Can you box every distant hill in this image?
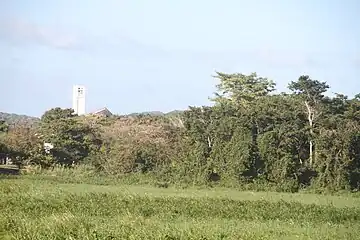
[0,109,184,127]
[127,110,184,117]
[165,110,184,116]
[0,112,40,127]
[127,111,165,117]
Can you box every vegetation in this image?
[1,174,359,239]
[1,72,360,192]
[1,71,360,239]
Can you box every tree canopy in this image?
[1,72,359,192]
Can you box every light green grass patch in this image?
[1,177,359,239]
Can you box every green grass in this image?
[1,177,359,239]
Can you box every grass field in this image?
[1,176,360,239]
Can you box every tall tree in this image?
[256,94,309,186]
[211,72,276,178]
[288,75,329,167]
[211,72,276,106]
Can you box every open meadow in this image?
[1,174,360,240]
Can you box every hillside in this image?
[127,110,184,117]
[0,110,184,125]
[0,112,40,127]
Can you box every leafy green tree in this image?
[211,72,275,106]
[312,94,360,190]
[180,106,216,182]
[288,75,329,167]
[39,108,102,166]
[211,72,276,179]
[2,126,43,167]
[256,94,308,186]
[0,120,9,157]
[0,120,8,133]
[41,107,75,123]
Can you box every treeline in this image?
[1,72,360,192]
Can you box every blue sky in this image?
[0,0,359,117]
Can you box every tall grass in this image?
[1,175,360,239]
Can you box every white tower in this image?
[72,85,86,115]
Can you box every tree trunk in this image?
[305,101,314,167]
[309,139,313,166]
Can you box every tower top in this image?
[72,85,86,115]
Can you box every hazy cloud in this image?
[81,33,171,59]
[0,17,79,50]
[0,17,352,70]
[0,17,172,60]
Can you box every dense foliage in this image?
[1,72,360,192]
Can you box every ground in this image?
[0,175,359,239]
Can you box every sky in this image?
[0,0,359,117]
